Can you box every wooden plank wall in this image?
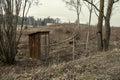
[29,32,49,60]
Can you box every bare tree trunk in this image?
[76,9,81,40]
[77,12,81,38]
[104,0,114,51]
[77,0,80,27]
[77,13,80,27]
[97,0,104,51]
[86,0,93,51]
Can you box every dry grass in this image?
[0,24,120,80]
[0,50,120,80]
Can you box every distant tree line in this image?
[18,16,61,26]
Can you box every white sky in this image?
[28,0,120,26]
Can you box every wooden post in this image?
[73,37,75,61]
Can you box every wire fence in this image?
[42,32,79,61]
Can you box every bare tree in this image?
[63,0,82,29]
[97,0,104,51]
[84,0,119,51]
[84,0,93,51]
[0,0,34,64]
[103,0,119,50]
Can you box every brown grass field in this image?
[0,24,120,80]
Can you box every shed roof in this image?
[28,31,50,36]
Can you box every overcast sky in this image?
[28,0,120,26]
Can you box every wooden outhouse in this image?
[28,31,49,60]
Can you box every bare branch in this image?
[83,0,100,12]
[83,0,106,18]
[94,7,99,17]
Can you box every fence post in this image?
[73,37,75,61]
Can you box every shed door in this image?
[41,34,47,60]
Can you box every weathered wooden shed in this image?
[28,31,49,60]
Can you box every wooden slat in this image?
[29,31,50,60]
